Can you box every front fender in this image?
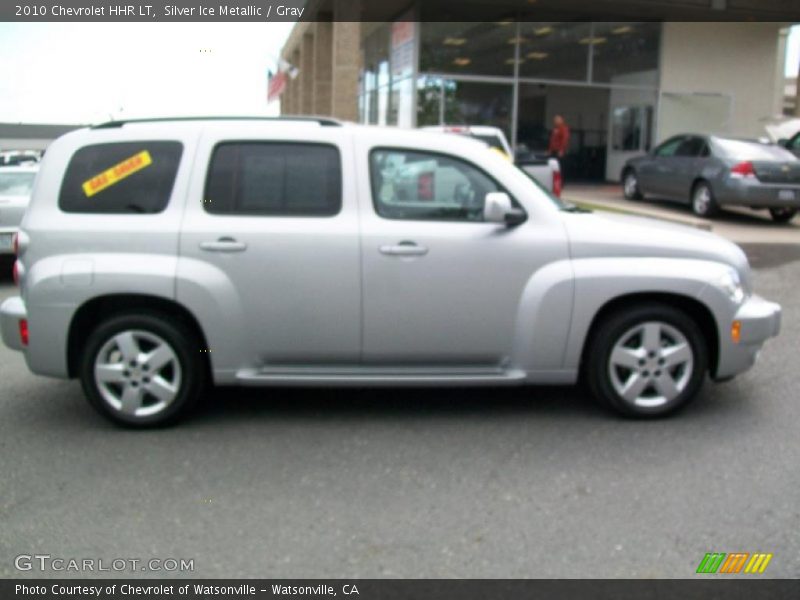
[561,257,733,373]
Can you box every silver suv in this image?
[0,117,782,427]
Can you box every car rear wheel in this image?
[769,207,797,223]
[586,303,707,418]
[691,181,719,218]
[622,170,643,200]
[80,313,205,427]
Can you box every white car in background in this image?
[421,125,562,198]
[0,165,38,254]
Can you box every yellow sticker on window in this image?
[82,150,152,197]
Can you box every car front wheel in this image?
[586,304,707,418]
[622,170,643,200]
[80,313,206,427]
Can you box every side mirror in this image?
[484,192,527,226]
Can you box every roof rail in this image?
[92,116,343,129]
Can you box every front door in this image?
[638,135,686,197]
[357,144,566,367]
[178,128,361,372]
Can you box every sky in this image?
[0,22,295,124]
[0,22,798,125]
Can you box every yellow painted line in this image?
[757,554,773,573]
[82,150,152,197]
[745,553,771,573]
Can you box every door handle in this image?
[199,237,247,252]
[379,241,429,257]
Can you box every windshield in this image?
[712,138,797,162]
[0,172,36,196]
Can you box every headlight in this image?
[718,269,745,304]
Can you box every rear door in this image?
[177,125,361,374]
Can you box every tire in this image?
[79,312,206,427]
[691,181,719,218]
[622,169,643,200]
[769,207,797,223]
[586,303,708,418]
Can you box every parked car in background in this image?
[622,135,800,222]
[0,164,38,255]
[779,131,800,159]
[0,151,41,166]
[0,117,781,427]
[421,125,562,197]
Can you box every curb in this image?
[566,196,713,231]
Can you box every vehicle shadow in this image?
[17,374,758,436]
[195,384,604,425]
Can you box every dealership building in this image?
[279,1,798,182]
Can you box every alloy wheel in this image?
[693,186,711,216]
[623,173,638,199]
[607,321,694,409]
[93,330,182,418]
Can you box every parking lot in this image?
[1,207,799,579]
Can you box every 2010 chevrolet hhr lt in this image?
[0,117,782,426]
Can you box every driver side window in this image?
[369,148,503,221]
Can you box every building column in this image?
[313,21,333,115]
[290,48,301,114]
[281,75,292,115]
[331,1,361,121]
[301,33,315,115]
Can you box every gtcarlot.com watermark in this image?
[15,554,194,573]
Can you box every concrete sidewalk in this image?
[563,184,800,245]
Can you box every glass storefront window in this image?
[517,83,611,181]
[417,76,443,126]
[420,22,515,77]
[591,22,660,85]
[443,80,513,140]
[518,22,592,82]
[612,106,646,151]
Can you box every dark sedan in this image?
[622,135,800,222]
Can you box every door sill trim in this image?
[235,366,526,386]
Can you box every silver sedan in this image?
[622,135,800,222]
[0,164,38,254]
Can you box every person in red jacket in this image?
[548,114,570,159]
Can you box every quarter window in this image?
[59,142,183,214]
[369,148,505,221]
[204,142,341,217]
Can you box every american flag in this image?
[267,70,288,102]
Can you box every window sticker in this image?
[82,150,152,197]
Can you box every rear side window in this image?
[0,172,35,196]
[204,142,341,216]
[59,142,183,214]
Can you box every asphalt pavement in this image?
[0,241,798,579]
